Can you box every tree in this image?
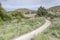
[0,3,6,20]
[0,3,12,21]
[37,6,48,16]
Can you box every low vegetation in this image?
[0,3,45,40]
[0,2,60,40]
[0,17,45,40]
[31,18,60,40]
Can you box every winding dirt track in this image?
[13,19,51,40]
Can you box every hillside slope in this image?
[8,8,36,14]
[48,6,60,15]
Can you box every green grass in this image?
[0,17,45,40]
[32,18,60,40]
[31,34,49,40]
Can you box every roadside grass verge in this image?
[0,17,45,40]
[31,18,60,40]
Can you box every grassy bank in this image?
[31,18,60,40]
[0,17,45,40]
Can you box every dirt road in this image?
[13,19,51,40]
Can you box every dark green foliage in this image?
[46,13,57,19]
[37,6,57,19]
[10,11,25,19]
[37,6,48,16]
[0,17,4,25]
[0,3,12,21]
[0,3,6,20]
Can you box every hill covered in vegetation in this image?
[48,6,60,16]
[0,3,45,40]
[8,8,36,14]
[0,2,60,40]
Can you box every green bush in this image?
[37,6,48,16]
[0,3,12,21]
[10,11,25,19]
[0,17,4,25]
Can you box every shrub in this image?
[0,3,12,21]
[10,11,25,19]
[37,6,48,16]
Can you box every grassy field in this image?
[0,17,45,40]
[31,18,60,40]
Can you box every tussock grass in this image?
[0,17,45,40]
[32,18,60,40]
